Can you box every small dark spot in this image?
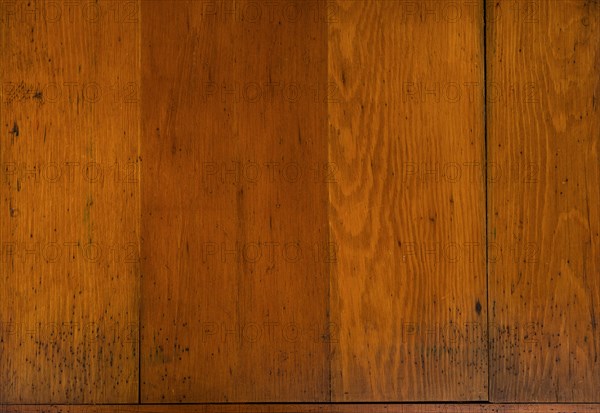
[475,301,482,315]
[33,91,43,100]
[10,122,19,137]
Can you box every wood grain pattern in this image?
[328,0,487,401]
[140,0,330,402]
[3,405,600,413]
[3,0,598,404]
[0,0,140,403]
[488,0,600,402]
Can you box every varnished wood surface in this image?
[487,0,600,401]
[140,0,329,403]
[2,404,600,413]
[0,0,140,403]
[328,0,487,401]
[1,0,599,405]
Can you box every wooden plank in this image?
[487,0,600,401]
[328,0,487,401]
[140,0,330,402]
[2,404,600,413]
[0,0,140,403]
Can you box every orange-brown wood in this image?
[3,0,599,405]
[487,0,600,402]
[140,0,330,402]
[328,0,488,401]
[0,0,140,403]
[2,404,600,413]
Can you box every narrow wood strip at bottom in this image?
[1,405,600,413]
